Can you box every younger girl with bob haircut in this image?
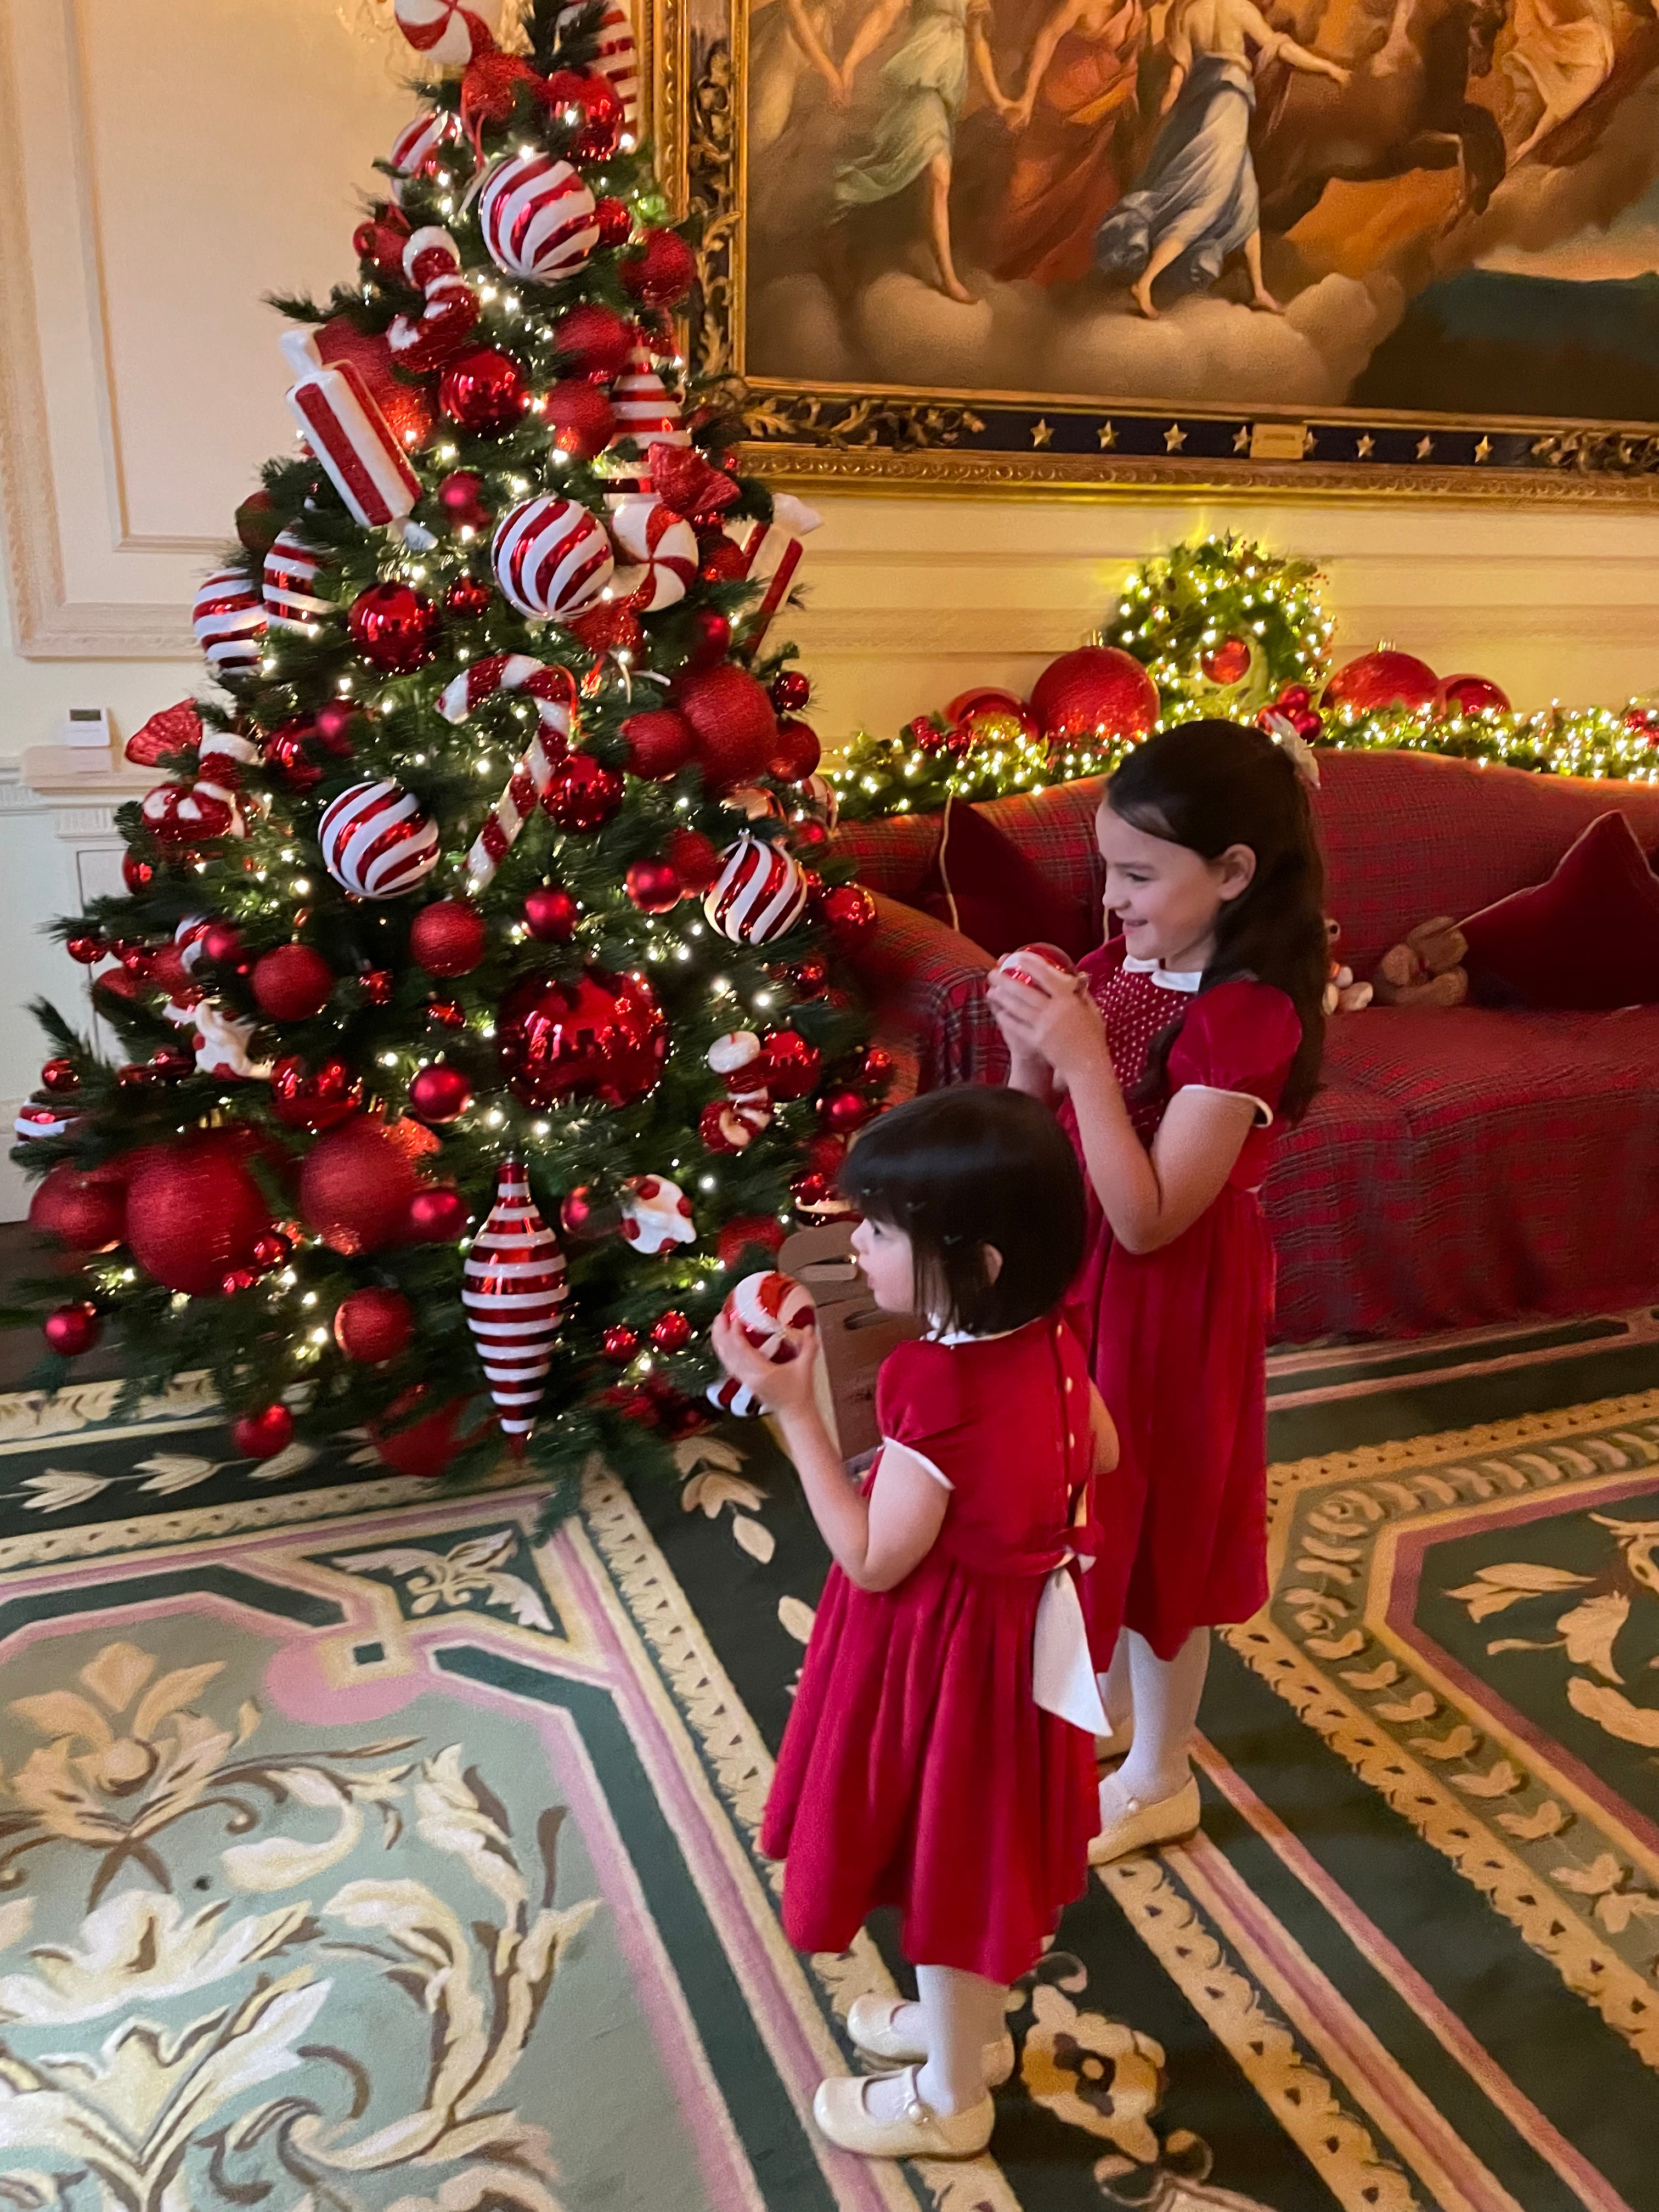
[990,720,1327,1865]
[714,1086,1118,2163]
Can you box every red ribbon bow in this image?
[647,442,741,521]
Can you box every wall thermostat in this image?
[59,706,115,751]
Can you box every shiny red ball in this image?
[663,828,721,892]
[770,670,811,714]
[232,1403,294,1460]
[43,1301,101,1358]
[410,899,488,978]
[592,196,633,248]
[116,1063,151,1087]
[407,1186,470,1243]
[568,76,623,161]
[650,1310,693,1354]
[622,708,696,781]
[782,952,830,998]
[1031,646,1159,747]
[1200,637,1252,685]
[819,1087,873,1134]
[769,716,820,780]
[543,379,616,460]
[252,944,334,1023]
[41,1058,78,1095]
[1322,649,1439,716]
[361,969,395,1006]
[334,1285,415,1363]
[498,967,668,1110]
[625,857,682,913]
[252,1231,291,1269]
[371,1387,484,1477]
[552,302,634,382]
[1435,672,1511,720]
[426,997,466,1027]
[760,1029,822,1099]
[122,853,155,894]
[445,572,494,619]
[543,753,624,832]
[817,882,877,948]
[685,608,732,674]
[438,347,528,433]
[788,816,829,855]
[620,228,697,309]
[66,935,104,966]
[523,885,580,943]
[409,1063,473,1123]
[348,583,439,673]
[859,1043,896,1094]
[270,1054,364,1131]
[221,1266,260,1294]
[602,1323,641,1363]
[264,719,325,794]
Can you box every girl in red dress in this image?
[714,1087,1118,2163]
[988,721,1327,1866]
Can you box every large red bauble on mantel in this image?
[1323,648,1438,716]
[675,663,777,793]
[1030,647,1159,746]
[298,1117,421,1256]
[1435,672,1511,720]
[498,967,667,1109]
[126,1136,274,1296]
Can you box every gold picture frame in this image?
[641,0,1659,501]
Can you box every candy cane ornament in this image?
[439,653,578,887]
[723,493,822,659]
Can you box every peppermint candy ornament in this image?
[725,1269,816,1362]
[619,1174,695,1255]
[699,1090,770,1153]
[492,496,613,620]
[393,0,499,66]
[703,835,809,945]
[193,569,266,675]
[462,1160,569,1446]
[478,151,598,285]
[555,0,640,131]
[389,107,469,205]
[262,530,332,630]
[319,780,441,898]
[609,496,698,613]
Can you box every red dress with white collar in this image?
[1058,944,1301,1662]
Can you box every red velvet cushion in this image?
[915,802,1093,961]
[1459,811,1659,1009]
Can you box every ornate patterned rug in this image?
[0,1371,1654,2211]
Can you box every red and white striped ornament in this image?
[703,834,809,945]
[193,569,267,675]
[462,1159,568,1445]
[608,495,698,612]
[556,0,640,131]
[724,1269,816,1362]
[262,529,332,630]
[477,151,598,285]
[706,1372,764,1420]
[492,496,613,620]
[389,107,470,204]
[319,780,441,899]
[14,1101,76,1144]
[699,1088,771,1152]
[599,347,690,495]
[619,1174,695,1255]
[387,228,479,373]
[281,330,422,529]
[439,653,578,886]
[392,0,498,66]
[142,731,260,843]
[723,494,821,658]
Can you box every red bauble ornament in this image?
[408,1063,473,1122]
[361,969,395,1005]
[543,379,616,460]
[819,1087,874,1135]
[29,1164,125,1252]
[438,347,528,433]
[354,204,412,282]
[252,1231,291,1269]
[769,717,821,780]
[407,1186,470,1242]
[770,670,811,714]
[126,1137,274,1295]
[410,899,487,977]
[445,572,494,618]
[543,753,624,831]
[650,1310,693,1353]
[318,317,433,450]
[664,828,721,891]
[818,882,877,948]
[624,857,682,913]
[1323,648,1438,716]
[685,608,732,673]
[314,700,365,753]
[716,1215,786,1269]
[759,1029,821,1099]
[602,1323,641,1363]
[252,944,334,1023]
[1030,646,1159,746]
[43,1301,101,1358]
[371,1388,484,1477]
[1435,672,1511,720]
[788,816,829,856]
[299,1119,421,1256]
[271,1055,364,1131]
[334,1286,415,1363]
[620,229,697,308]
[592,196,632,248]
[234,488,281,556]
[66,935,105,965]
[438,470,492,532]
[427,998,466,1028]
[41,1058,78,1096]
[232,1404,295,1460]
[552,302,634,382]
[200,922,244,970]
[1200,637,1252,685]
[675,663,777,792]
[568,74,624,161]
[857,1042,896,1094]
[265,718,325,794]
[348,583,438,673]
[622,708,696,781]
[122,853,155,894]
[782,951,830,998]
[568,601,644,659]
[116,1064,151,1088]
[498,967,668,1109]
[523,884,580,942]
[1624,705,1659,741]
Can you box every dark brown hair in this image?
[838,1087,1085,1334]
[1105,720,1327,1119]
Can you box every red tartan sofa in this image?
[838,748,1659,1343]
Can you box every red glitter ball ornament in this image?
[271,1054,364,1131]
[552,302,634,382]
[407,1186,471,1243]
[29,1164,125,1252]
[699,538,748,584]
[817,882,877,948]
[684,608,732,673]
[409,1063,473,1122]
[410,899,487,977]
[625,856,682,913]
[348,583,438,673]
[663,829,721,892]
[620,229,697,309]
[650,1310,693,1354]
[1200,637,1252,685]
[622,708,696,781]
[760,1029,821,1099]
[498,967,668,1109]
[43,1301,101,1358]
[438,348,528,433]
[126,1136,275,1295]
[252,944,334,1023]
[675,662,777,792]
[1322,648,1439,716]
[523,884,580,942]
[122,853,155,894]
[592,196,632,248]
[716,1215,786,1269]
[438,470,492,531]
[543,753,624,831]
[602,1323,641,1363]
[543,380,617,460]
[770,670,811,714]
[445,572,494,618]
[568,601,644,659]
[232,1404,294,1460]
[1031,646,1159,746]
[299,1119,421,1256]
[334,1286,415,1363]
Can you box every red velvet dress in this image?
[760,1317,1100,1985]
[1058,946,1301,1663]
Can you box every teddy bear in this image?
[1324,919,1374,1015]
[1370,916,1470,1008]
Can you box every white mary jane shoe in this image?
[812,2065,995,2160]
[1087,1773,1201,1866]
[846,1994,1015,2085]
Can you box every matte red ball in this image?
[334,1286,415,1363]
[410,899,487,978]
[592,196,633,248]
[523,884,580,943]
[602,1323,641,1363]
[650,1310,693,1353]
[620,229,697,309]
[438,347,528,433]
[43,1301,101,1358]
[252,944,334,1023]
[553,302,634,382]
[675,663,777,793]
[699,538,748,584]
[498,967,668,1109]
[372,1387,485,1477]
[445,572,494,619]
[232,1404,295,1460]
[819,1087,874,1135]
[437,471,492,533]
[716,1214,786,1269]
[126,1137,274,1295]
[406,1186,471,1242]
[1030,646,1159,746]
[760,1029,821,1099]
[122,853,155,894]
[770,670,811,714]
[543,753,624,832]
[299,1119,420,1256]
[817,882,877,947]
[348,584,438,673]
[769,716,820,780]
[543,380,616,460]
[625,857,682,913]
[663,828,721,891]
[30,1163,126,1252]
[1322,649,1438,716]
[409,1063,473,1122]
[41,1058,78,1096]
[622,708,696,781]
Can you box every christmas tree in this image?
[12,0,884,1497]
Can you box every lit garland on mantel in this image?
[829,535,1659,822]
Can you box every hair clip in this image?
[1261,716,1321,789]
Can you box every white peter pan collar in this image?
[1122,955,1203,994]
